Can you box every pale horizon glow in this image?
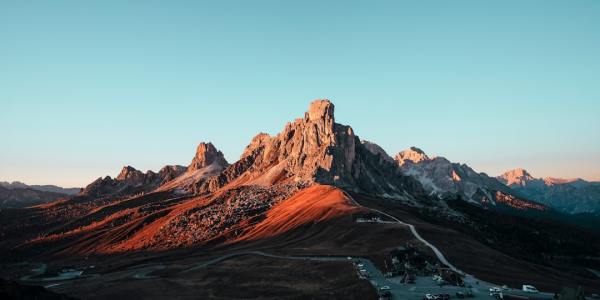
[1,1,599,187]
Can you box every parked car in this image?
[490,287,502,296]
[424,293,451,300]
[522,285,539,293]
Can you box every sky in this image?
[1,1,599,187]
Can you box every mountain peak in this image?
[241,133,272,159]
[498,168,535,186]
[188,142,228,171]
[395,147,430,165]
[509,168,531,177]
[306,99,334,124]
[116,166,143,181]
[195,99,423,198]
[158,165,187,182]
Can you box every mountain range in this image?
[498,168,600,214]
[1,99,599,299]
[386,147,600,215]
[0,181,79,209]
[392,147,546,211]
[0,181,80,195]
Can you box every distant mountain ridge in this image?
[0,181,80,208]
[80,164,187,199]
[498,169,600,214]
[387,146,546,212]
[0,185,70,208]
[0,181,80,195]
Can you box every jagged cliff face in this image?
[188,142,229,172]
[158,165,188,183]
[156,142,229,192]
[196,100,425,199]
[235,99,352,184]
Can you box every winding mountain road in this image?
[347,195,466,276]
[345,194,556,299]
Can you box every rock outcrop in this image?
[188,142,229,172]
[156,142,229,192]
[195,100,425,199]
[158,165,188,182]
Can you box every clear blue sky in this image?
[1,1,599,187]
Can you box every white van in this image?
[489,287,501,296]
[522,285,539,293]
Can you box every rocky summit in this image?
[497,168,538,187]
[396,147,430,166]
[188,142,229,172]
[156,142,229,192]
[194,99,425,199]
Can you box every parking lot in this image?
[354,258,554,300]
